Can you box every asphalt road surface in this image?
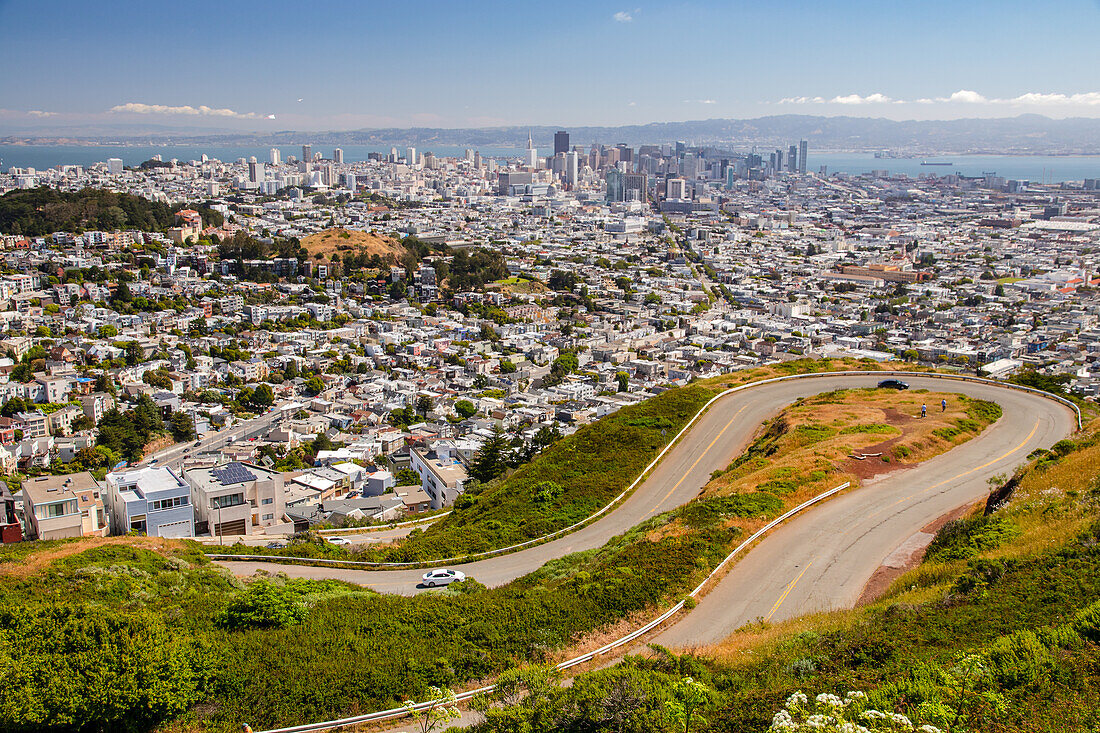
[217,376,1073,615]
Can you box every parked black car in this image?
[877,379,910,390]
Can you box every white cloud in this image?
[779,89,1100,110]
[699,99,717,105]
[627,101,636,106]
[613,10,633,22]
[26,110,57,117]
[108,102,267,119]
[829,93,894,105]
[1008,91,1100,106]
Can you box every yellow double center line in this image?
[650,404,749,514]
[765,560,814,622]
[765,416,1043,621]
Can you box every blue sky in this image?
[3,0,1100,130]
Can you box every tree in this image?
[416,395,433,416]
[395,468,420,486]
[665,677,711,733]
[142,370,172,390]
[454,399,477,419]
[9,363,32,383]
[469,426,509,484]
[1,397,26,417]
[310,432,334,454]
[616,371,629,393]
[304,376,325,396]
[402,686,460,733]
[169,412,195,442]
[251,383,274,408]
[124,341,143,366]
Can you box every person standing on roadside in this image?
[921,403,927,418]
[941,398,947,412]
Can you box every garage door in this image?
[156,520,193,538]
[215,519,247,536]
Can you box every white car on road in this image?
[327,536,352,546]
[421,569,466,587]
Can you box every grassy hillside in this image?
[468,424,1100,733]
[300,227,405,262]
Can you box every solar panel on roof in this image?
[212,462,256,485]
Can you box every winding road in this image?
[217,374,1074,643]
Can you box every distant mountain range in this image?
[6,114,1100,154]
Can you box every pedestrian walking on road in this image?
[941,398,947,412]
[921,403,927,418]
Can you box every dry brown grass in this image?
[703,388,993,503]
[301,228,405,262]
[0,535,187,578]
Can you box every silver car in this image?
[421,568,466,587]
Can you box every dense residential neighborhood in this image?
[1,138,1098,544]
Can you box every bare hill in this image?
[301,228,405,263]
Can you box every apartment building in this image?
[184,461,286,536]
[410,440,468,509]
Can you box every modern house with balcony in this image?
[22,471,107,540]
[104,466,194,538]
[184,461,286,537]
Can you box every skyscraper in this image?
[526,132,538,169]
[248,157,261,183]
[302,145,312,164]
[605,168,624,202]
[788,145,798,173]
[798,140,808,174]
[269,147,281,166]
[333,148,343,164]
[406,147,417,166]
[565,151,578,186]
[554,130,570,155]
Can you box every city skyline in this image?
[4,0,1100,132]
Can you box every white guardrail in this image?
[251,481,851,733]
[241,369,1080,733]
[209,369,1080,570]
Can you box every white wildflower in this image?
[845,690,867,703]
[918,727,943,733]
[771,709,793,725]
[863,709,888,720]
[816,692,844,708]
[786,690,809,709]
[805,714,834,728]
[890,712,913,729]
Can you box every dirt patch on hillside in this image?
[302,228,405,262]
[856,500,981,605]
[0,535,186,578]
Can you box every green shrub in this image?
[925,516,1021,563]
[0,605,203,732]
[216,580,307,631]
[679,492,784,528]
[986,630,1055,689]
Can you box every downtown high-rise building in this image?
[406,147,417,166]
[788,144,798,173]
[526,132,538,169]
[269,147,281,166]
[333,148,343,164]
[798,139,808,174]
[565,151,578,186]
[302,145,312,164]
[554,130,570,155]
